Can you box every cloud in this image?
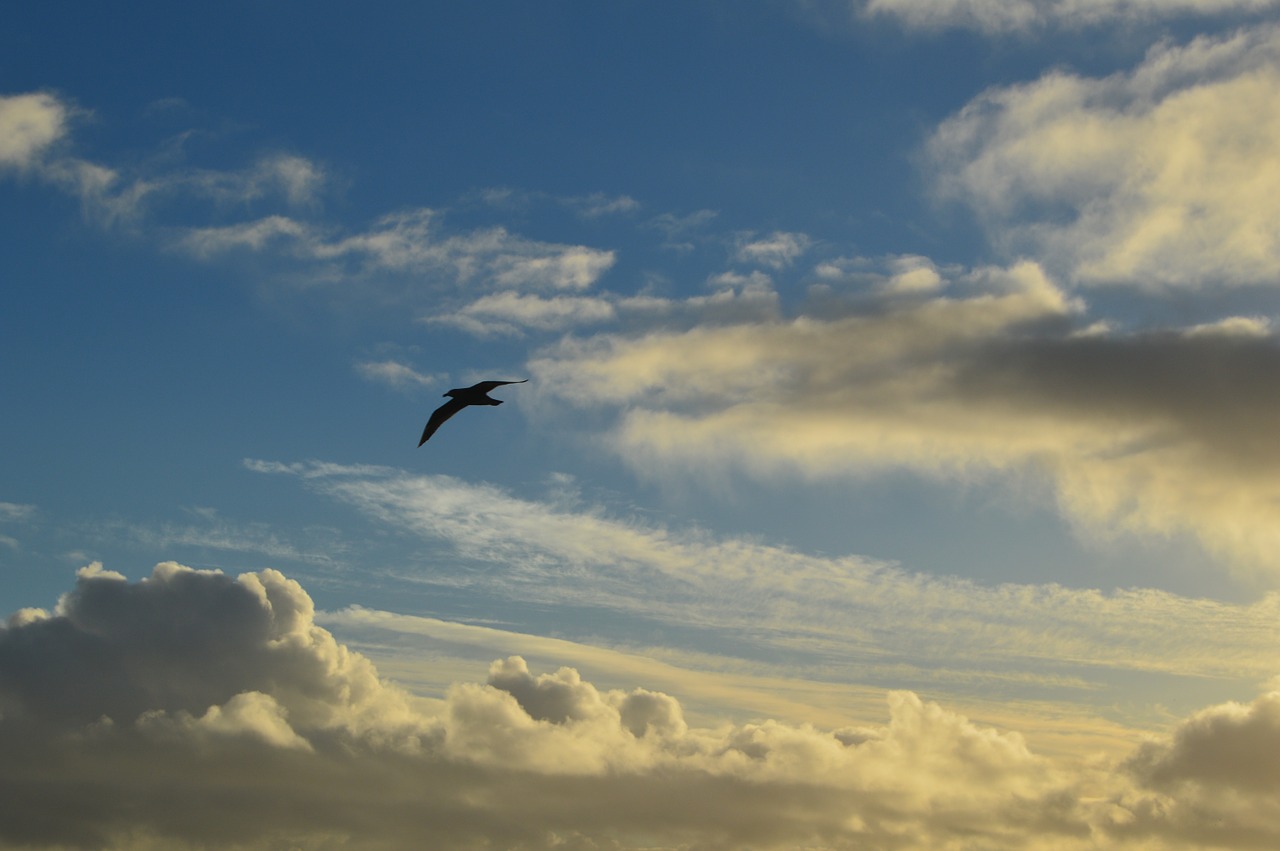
[564,191,641,219]
[0,503,35,523]
[104,511,343,566]
[929,26,1280,289]
[0,92,327,227]
[858,0,1280,33]
[428,291,619,336]
[354,359,441,390]
[180,208,616,292]
[159,153,329,209]
[467,187,639,219]
[1105,689,1280,847]
[8,563,1280,848]
[0,93,69,170]
[733,230,813,269]
[251,459,1280,708]
[0,92,126,217]
[645,208,719,252]
[428,272,783,338]
[527,258,1280,576]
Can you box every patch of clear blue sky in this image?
[1,1,1262,620]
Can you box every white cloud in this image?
[733,230,814,269]
[930,26,1280,289]
[429,291,618,336]
[180,208,616,292]
[0,92,328,227]
[860,0,1280,33]
[354,359,441,389]
[1182,315,1272,338]
[528,259,1280,577]
[0,92,68,169]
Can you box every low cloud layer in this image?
[4,562,1280,849]
[930,25,1280,289]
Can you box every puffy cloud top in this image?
[3,562,1280,848]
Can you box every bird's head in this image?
[443,389,458,398]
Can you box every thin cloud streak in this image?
[250,460,1280,704]
[179,208,617,293]
[857,0,1280,33]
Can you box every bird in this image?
[418,379,528,446]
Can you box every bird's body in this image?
[418,380,527,445]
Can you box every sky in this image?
[5,1,1280,848]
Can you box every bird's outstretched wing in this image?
[419,398,468,446]
[469,379,528,393]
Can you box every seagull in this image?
[418,379,528,446]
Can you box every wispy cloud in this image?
[0,503,36,523]
[354,359,442,390]
[87,508,343,567]
[857,0,1280,34]
[248,459,1280,707]
[0,92,327,226]
[930,25,1280,289]
[428,291,619,336]
[733,230,814,269]
[467,186,640,219]
[180,208,616,292]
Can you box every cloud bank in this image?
[5,562,1280,849]
[524,258,1280,577]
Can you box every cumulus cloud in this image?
[527,258,1280,576]
[858,0,1280,33]
[930,26,1280,289]
[1103,689,1280,847]
[7,562,1280,849]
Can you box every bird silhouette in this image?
[418,379,528,446]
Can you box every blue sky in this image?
[7,2,1280,848]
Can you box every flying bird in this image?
[418,379,528,446]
